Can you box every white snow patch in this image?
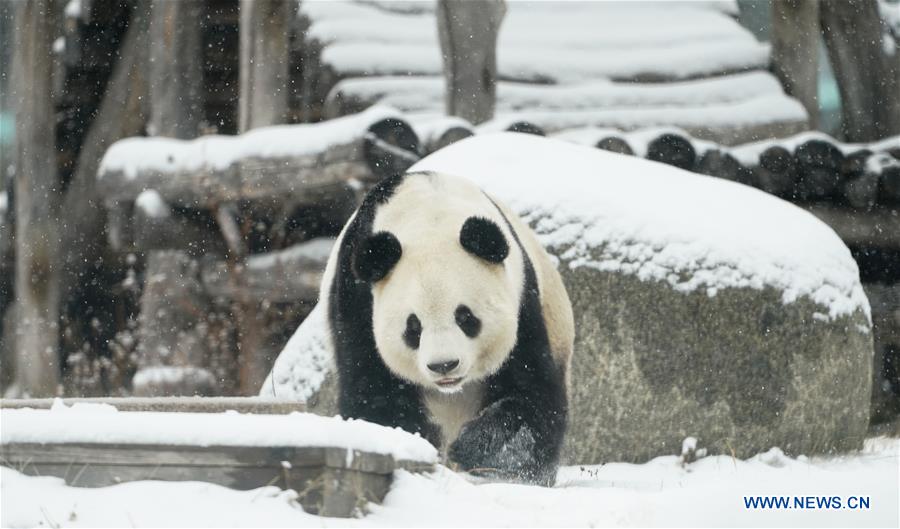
[131,366,214,390]
[134,189,170,218]
[98,105,403,180]
[52,36,65,54]
[0,191,6,216]
[64,0,81,18]
[248,238,335,271]
[261,303,332,402]
[411,133,870,322]
[2,437,896,527]
[1,401,437,463]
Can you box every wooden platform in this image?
[0,397,435,518]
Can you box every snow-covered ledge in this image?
[265,133,872,464]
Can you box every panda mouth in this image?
[435,376,464,388]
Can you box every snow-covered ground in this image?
[3,437,897,527]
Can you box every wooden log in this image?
[0,396,306,414]
[133,202,229,257]
[770,0,819,128]
[804,204,900,249]
[148,0,204,138]
[99,114,420,209]
[506,120,545,136]
[239,0,291,131]
[134,251,215,397]
[756,145,798,198]
[794,139,845,201]
[696,149,756,187]
[841,149,878,210]
[11,0,62,397]
[870,152,900,205]
[844,173,881,211]
[595,136,634,156]
[646,132,696,171]
[200,239,331,304]
[437,0,505,124]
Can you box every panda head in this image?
[351,175,523,394]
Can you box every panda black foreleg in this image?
[448,380,566,486]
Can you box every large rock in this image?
[264,133,872,464]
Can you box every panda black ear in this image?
[353,231,402,283]
[460,216,509,264]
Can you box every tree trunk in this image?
[770,0,819,128]
[437,0,505,125]
[148,0,204,138]
[58,0,151,336]
[239,0,291,132]
[11,0,61,396]
[820,0,900,141]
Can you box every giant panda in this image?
[320,170,574,485]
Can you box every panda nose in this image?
[427,359,459,375]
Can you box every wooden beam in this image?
[804,205,900,249]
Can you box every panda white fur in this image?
[320,171,574,485]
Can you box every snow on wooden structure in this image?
[96,106,418,396]
[300,1,808,143]
[0,399,436,517]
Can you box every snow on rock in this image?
[0,191,6,216]
[262,303,332,403]
[412,133,868,320]
[98,105,404,180]
[2,437,897,527]
[1,400,437,464]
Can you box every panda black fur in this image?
[322,171,574,485]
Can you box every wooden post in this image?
[148,0,204,139]
[771,0,819,129]
[820,0,900,141]
[239,0,291,132]
[437,0,505,125]
[133,250,215,397]
[11,0,62,397]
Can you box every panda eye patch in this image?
[455,305,481,338]
[403,314,422,349]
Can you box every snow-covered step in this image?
[0,400,437,518]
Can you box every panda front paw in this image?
[448,398,543,482]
